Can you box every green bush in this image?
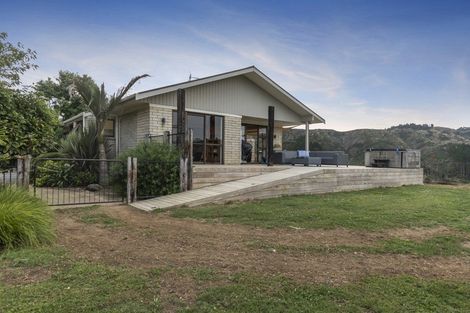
[111,141,180,198]
[34,160,98,187]
[0,188,55,249]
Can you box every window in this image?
[172,111,224,163]
[103,119,115,137]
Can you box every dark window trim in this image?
[172,111,224,164]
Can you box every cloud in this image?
[193,30,343,97]
[15,2,470,130]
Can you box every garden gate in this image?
[32,158,126,206]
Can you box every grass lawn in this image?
[2,185,470,312]
[2,247,470,313]
[169,185,470,231]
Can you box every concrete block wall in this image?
[217,168,424,203]
[192,165,291,189]
[224,116,242,164]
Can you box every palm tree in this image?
[72,74,149,184]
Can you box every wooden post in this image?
[176,88,186,150]
[127,157,132,203]
[132,157,137,202]
[16,156,24,188]
[180,157,188,192]
[187,129,193,190]
[177,88,189,192]
[23,155,31,190]
[267,106,275,166]
[16,155,31,189]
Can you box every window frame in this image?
[172,111,224,164]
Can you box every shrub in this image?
[111,141,180,198]
[0,188,55,249]
[34,160,98,187]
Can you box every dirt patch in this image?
[158,270,199,312]
[387,226,455,241]
[55,205,470,285]
[0,267,52,285]
[462,241,470,249]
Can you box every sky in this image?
[2,0,470,131]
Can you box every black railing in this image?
[148,132,187,148]
[32,158,126,205]
[0,168,17,187]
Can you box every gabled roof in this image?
[124,66,325,124]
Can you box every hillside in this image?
[283,124,470,181]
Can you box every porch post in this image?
[176,88,186,149]
[305,122,310,154]
[267,106,275,166]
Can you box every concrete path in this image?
[131,166,324,211]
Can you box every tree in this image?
[72,75,149,183]
[34,71,95,120]
[0,33,59,167]
[0,86,59,165]
[0,32,37,88]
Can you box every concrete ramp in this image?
[131,166,423,212]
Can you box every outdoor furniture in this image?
[272,150,321,166]
[309,151,349,167]
[272,150,349,167]
[290,156,322,166]
[272,151,297,164]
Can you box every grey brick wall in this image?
[149,105,173,136]
[118,112,137,152]
[136,107,150,142]
[224,116,242,164]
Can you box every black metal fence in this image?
[32,158,126,206]
[0,166,18,187]
[0,156,30,188]
[423,161,470,183]
[148,132,186,147]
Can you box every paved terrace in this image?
[131,165,423,212]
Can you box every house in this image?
[112,66,324,164]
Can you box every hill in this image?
[283,123,470,182]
